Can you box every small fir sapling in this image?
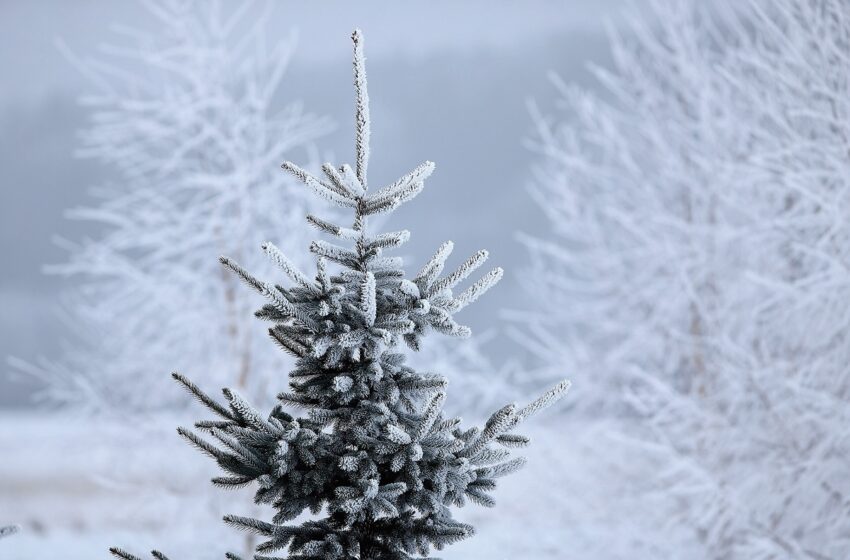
[110,29,569,560]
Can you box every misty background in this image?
[7,1,844,559]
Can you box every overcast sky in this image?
[0,1,624,407]
[1,1,624,103]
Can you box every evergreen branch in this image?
[322,163,365,198]
[367,256,403,271]
[172,373,235,420]
[212,475,255,489]
[220,256,265,293]
[262,242,316,291]
[209,428,267,472]
[315,257,330,290]
[431,250,489,294]
[341,164,365,196]
[397,279,421,299]
[368,161,435,203]
[306,214,359,240]
[281,161,358,208]
[512,379,571,427]
[469,447,511,465]
[464,486,496,507]
[447,267,504,312]
[427,307,471,338]
[415,241,454,287]
[476,456,527,479]
[108,549,174,560]
[309,240,359,267]
[397,374,448,392]
[261,282,319,331]
[223,515,277,536]
[435,417,462,432]
[360,272,377,326]
[176,426,229,461]
[379,482,408,498]
[373,316,415,334]
[362,180,425,215]
[352,29,370,188]
[221,388,271,432]
[386,424,412,445]
[269,327,309,358]
[366,230,411,250]
[195,420,232,431]
[109,548,143,560]
[415,392,446,440]
[277,392,319,408]
[461,403,516,458]
[495,433,530,448]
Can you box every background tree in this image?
[11,0,333,413]
[0,526,18,540]
[515,0,850,557]
[110,29,569,560]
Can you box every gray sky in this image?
[0,1,623,407]
[1,1,623,103]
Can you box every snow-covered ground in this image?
[0,411,693,559]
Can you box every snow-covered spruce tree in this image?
[110,30,569,560]
[516,0,850,557]
[10,0,332,412]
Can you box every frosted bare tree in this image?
[509,1,744,411]
[515,0,850,557]
[11,0,333,413]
